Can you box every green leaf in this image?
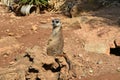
[19,0,48,6]
[35,0,41,5]
[29,0,34,4]
[40,0,48,6]
[19,0,28,4]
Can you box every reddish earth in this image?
[0,4,120,80]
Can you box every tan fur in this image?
[47,25,64,56]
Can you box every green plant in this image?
[19,0,48,6]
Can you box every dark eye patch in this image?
[52,20,54,23]
[56,20,59,23]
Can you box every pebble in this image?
[116,67,120,72]
[8,32,14,36]
[10,14,21,19]
[78,54,83,57]
[9,61,15,65]
[96,60,103,64]
[6,29,10,32]
[3,53,9,58]
[31,25,38,31]
[10,14,16,18]
[40,21,47,24]
[89,69,93,73]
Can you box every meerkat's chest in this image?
[50,32,63,44]
[48,31,63,48]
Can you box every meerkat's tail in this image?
[63,52,72,70]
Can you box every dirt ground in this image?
[0,4,120,80]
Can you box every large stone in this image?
[114,37,120,47]
[84,41,110,55]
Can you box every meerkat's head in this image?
[52,19,61,29]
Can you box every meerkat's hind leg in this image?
[55,53,72,71]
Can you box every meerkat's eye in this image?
[56,20,59,23]
[52,20,54,23]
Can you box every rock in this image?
[109,41,116,48]
[116,67,120,72]
[96,60,103,64]
[24,46,62,79]
[0,67,26,80]
[89,69,93,73]
[10,14,21,19]
[114,37,120,47]
[5,29,10,32]
[84,41,110,55]
[40,21,47,24]
[8,32,14,36]
[9,61,15,65]
[3,52,9,58]
[0,45,75,80]
[31,25,38,31]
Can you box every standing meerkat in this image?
[47,19,71,70]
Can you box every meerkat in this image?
[64,2,80,18]
[47,19,72,70]
[70,3,80,18]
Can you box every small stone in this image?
[9,61,15,65]
[78,76,82,79]
[78,54,83,57]
[31,25,38,31]
[96,60,103,64]
[114,37,120,47]
[40,21,47,24]
[10,14,16,18]
[6,29,10,32]
[89,69,93,73]
[8,32,14,36]
[117,67,120,72]
[52,62,59,69]
[15,17,21,20]
[3,53,9,57]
